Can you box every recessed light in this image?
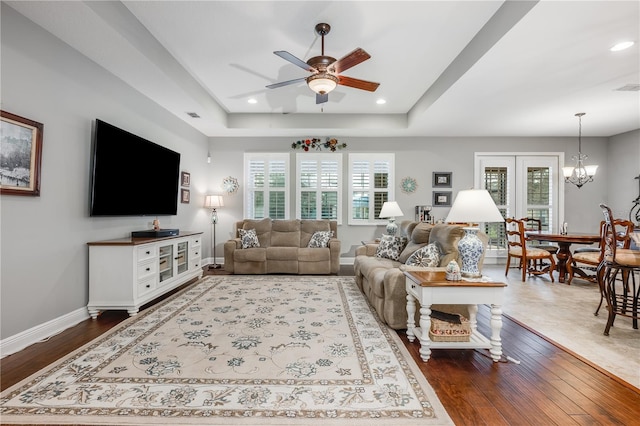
[376,99,386,105]
[248,98,258,104]
[610,41,634,52]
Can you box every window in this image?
[244,153,289,219]
[348,153,395,225]
[296,154,342,222]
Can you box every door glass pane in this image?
[484,168,508,250]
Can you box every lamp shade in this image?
[204,195,224,209]
[379,201,404,218]
[307,73,338,94]
[445,189,504,224]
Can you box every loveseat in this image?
[224,219,340,274]
[354,221,488,329]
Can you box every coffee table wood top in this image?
[404,270,507,288]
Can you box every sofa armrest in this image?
[223,238,241,272]
[328,238,341,274]
[355,243,379,257]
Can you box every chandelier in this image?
[562,112,598,188]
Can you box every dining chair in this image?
[597,204,640,336]
[520,217,559,269]
[569,219,633,286]
[505,218,556,282]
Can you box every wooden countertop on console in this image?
[87,231,202,246]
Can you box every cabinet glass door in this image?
[159,244,174,282]
[176,241,188,274]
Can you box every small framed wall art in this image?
[432,172,452,188]
[0,110,44,196]
[181,171,191,187]
[433,191,452,207]
[181,188,190,204]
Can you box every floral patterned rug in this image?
[0,276,453,425]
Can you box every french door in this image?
[475,153,564,256]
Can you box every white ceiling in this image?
[7,1,640,138]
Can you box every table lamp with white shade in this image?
[379,201,404,235]
[204,195,224,269]
[445,189,504,277]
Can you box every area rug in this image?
[0,276,453,425]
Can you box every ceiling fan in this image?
[266,23,380,104]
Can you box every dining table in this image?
[525,231,601,284]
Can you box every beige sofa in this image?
[224,219,340,274]
[354,221,488,329]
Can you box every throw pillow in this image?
[375,234,408,261]
[307,230,334,248]
[405,242,441,267]
[238,228,260,249]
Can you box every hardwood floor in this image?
[2,271,639,425]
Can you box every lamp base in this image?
[458,227,483,278]
[386,219,398,235]
[208,264,221,270]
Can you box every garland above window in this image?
[292,138,347,152]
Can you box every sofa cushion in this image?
[307,230,334,248]
[298,247,331,262]
[406,242,441,267]
[429,224,465,266]
[300,220,332,247]
[398,223,434,263]
[238,228,260,249]
[234,247,266,262]
[375,234,408,261]
[271,219,301,247]
[266,246,299,260]
[241,218,272,247]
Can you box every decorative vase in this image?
[458,227,484,278]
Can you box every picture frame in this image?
[433,191,452,207]
[181,171,191,187]
[0,110,44,196]
[432,172,452,188]
[181,188,190,204]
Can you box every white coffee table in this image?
[404,270,507,362]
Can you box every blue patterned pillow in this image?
[307,230,334,248]
[238,228,260,249]
[405,242,441,267]
[375,234,408,261]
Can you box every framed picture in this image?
[0,111,44,196]
[433,172,452,188]
[433,191,452,207]
[181,188,190,204]
[181,171,190,187]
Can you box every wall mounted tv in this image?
[90,119,181,216]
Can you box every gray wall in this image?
[607,129,640,220]
[0,5,211,339]
[2,3,638,342]
[209,135,612,258]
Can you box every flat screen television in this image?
[90,119,181,216]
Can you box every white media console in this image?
[87,231,203,319]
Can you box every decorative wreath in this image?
[222,176,239,195]
[292,138,347,152]
[401,177,418,194]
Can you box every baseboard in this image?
[0,307,89,358]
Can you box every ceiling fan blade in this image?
[330,48,371,74]
[266,77,307,89]
[274,51,316,72]
[316,93,329,104]
[338,75,380,92]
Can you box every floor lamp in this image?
[204,195,224,269]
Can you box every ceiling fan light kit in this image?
[267,23,379,104]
